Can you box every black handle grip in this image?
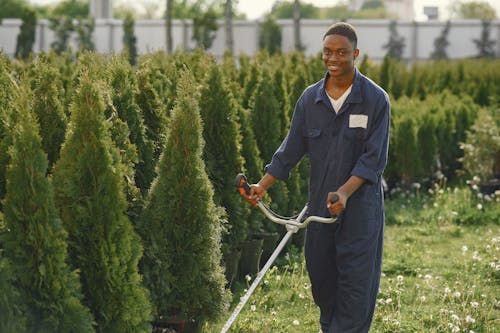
[235,173,251,195]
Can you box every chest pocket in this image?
[303,128,321,139]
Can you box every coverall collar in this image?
[314,68,364,112]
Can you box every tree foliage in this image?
[52,70,151,333]
[15,7,37,59]
[138,68,229,323]
[431,20,451,60]
[473,20,496,58]
[451,1,497,19]
[2,81,94,333]
[383,21,405,60]
[259,15,282,55]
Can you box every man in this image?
[241,22,390,332]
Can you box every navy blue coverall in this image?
[265,68,390,332]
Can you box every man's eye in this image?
[338,50,345,56]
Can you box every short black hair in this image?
[323,22,358,48]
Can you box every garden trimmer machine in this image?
[220,173,338,333]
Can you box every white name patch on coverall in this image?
[349,114,368,128]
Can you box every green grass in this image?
[203,185,499,332]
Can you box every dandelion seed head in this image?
[453,291,461,298]
[465,315,475,323]
[470,301,479,308]
[397,275,404,281]
[250,305,256,312]
[476,203,483,210]
[292,319,299,326]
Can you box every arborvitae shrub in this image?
[52,70,151,333]
[2,82,94,333]
[139,68,229,323]
[135,60,169,164]
[27,55,67,169]
[15,7,36,60]
[250,69,289,225]
[236,104,265,235]
[0,54,17,203]
[122,13,138,66]
[242,61,260,110]
[199,62,248,250]
[0,252,26,333]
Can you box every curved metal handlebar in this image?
[235,173,338,231]
[255,201,337,231]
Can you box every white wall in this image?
[1,18,499,61]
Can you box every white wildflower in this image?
[477,203,483,210]
[420,296,426,302]
[470,301,479,308]
[397,275,404,282]
[453,291,461,298]
[250,305,256,312]
[465,315,475,323]
[386,298,393,304]
[292,320,300,326]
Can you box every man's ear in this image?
[353,48,360,60]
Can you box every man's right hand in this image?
[242,183,267,207]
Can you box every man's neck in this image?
[330,69,355,88]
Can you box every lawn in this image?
[205,185,499,332]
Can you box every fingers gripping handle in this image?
[235,173,251,195]
[329,192,339,204]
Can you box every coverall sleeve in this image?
[351,93,390,184]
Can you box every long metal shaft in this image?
[220,230,294,333]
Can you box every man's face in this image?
[322,34,359,79]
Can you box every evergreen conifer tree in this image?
[236,104,265,235]
[123,13,138,66]
[2,82,94,333]
[27,55,67,169]
[379,53,392,93]
[431,20,451,60]
[0,54,17,203]
[135,61,170,163]
[107,55,155,206]
[138,68,229,323]
[250,69,288,224]
[52,70,151,333]
[15,7,36,60]
[242,62,260,110]
[473,20,495,58]
[383,21,405,60]
[0,251,26,332]
[199,63,248,251]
